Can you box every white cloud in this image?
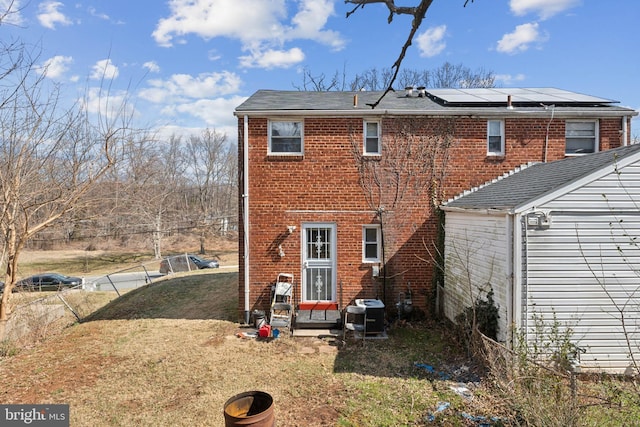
[286,0,344,50]
[239,47,305,69]
[152,0,288,47]
[496,22,547,54]
[152,0,343,69]
[81,87,134,119]
[208,49,222,61]
[143,61,161,73]
[162,96,247,130]
[494,73,527,85]
[510,0,581,20]
[139,71,242,104]
[37,55,73,79]
[90,59,120,81]
[1,0,24,25]
[416,25,447,57]
[37,1,72,29]
[88,7,109,21]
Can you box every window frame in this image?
[565,120,599,156]
[363,120,381,156]
[486,120,505,156]
[362,225,381,263]
[268,120,304,155]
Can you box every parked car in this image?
[159,254,219,275]
[15,273,82,292]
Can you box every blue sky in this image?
[2,0,639,144]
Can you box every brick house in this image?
[234,88,636,327]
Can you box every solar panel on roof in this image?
[426,88,617,105]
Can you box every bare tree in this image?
[110,134,186,258]
[345,0,477,107]
[184,128,237,253]
[299,63,495,92]
[294,66,348,91]
[0,8,139,334]
[350,117,456,304]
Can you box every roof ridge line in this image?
[444,161,539,205]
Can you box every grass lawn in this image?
[1,255,639,426]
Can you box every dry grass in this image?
[0,269,492,426]
[16,243,238,278]
[2,250,639,426]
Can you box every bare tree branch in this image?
[345,0,477,108]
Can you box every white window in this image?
[362,225,381,263]
[487,120,505,156]
[269,120,303,155]
[565,120,598,155]
[364,121,381,155]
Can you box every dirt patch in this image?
[1,322,125,403]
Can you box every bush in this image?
[455,287,500,350]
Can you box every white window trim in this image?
[363,120,381,156]
[487,120,505,156]
[268,120,304,155]
[565,120,599,156]
[362,225,381,263]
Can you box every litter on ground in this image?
[425,401,450,422]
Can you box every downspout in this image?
[506,213,514,347]
[622,116,628,146]
[377,207,386,304]
[243,115,251,324]
[520,216,529,337]
[543,104,555,162]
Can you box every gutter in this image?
[243,115,250,324]
[440,206,514,216]
[234,108,637,119]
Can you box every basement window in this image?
[269,120,303,155]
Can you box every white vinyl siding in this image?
[487,120,505,156]
[525,213,640,372]
[444,156,640,373]
[443,212,510,342]
[523,161,640,372]
[565,120,598,155]
[269,120,303,155]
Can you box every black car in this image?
[159,254,219,275]
[15,273,82,292]
[188,255,219,269]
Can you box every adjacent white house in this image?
[441,143,640,374]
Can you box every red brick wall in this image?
[238,115,626,320]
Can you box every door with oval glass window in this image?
[301,223,336,303]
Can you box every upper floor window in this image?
[269,120,303,155]
[565,120,598,155]
[487,120,505,156]
[364,121,381,155]
[362,225,381,263]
